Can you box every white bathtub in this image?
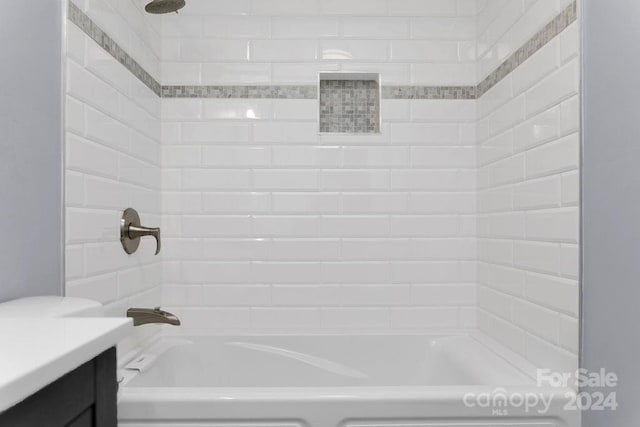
[118,334,578,427]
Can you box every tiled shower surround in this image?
[158,0,479,335]
[65,0,163,356]
[476,0,579,374]
[64,0,579,372]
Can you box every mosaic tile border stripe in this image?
[382,86,477,100]
[161,85,318,99]
[68,2,161,96]
[69,1,576,100]
[160,85,477,100]
[477,1,577,97]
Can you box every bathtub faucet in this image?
[127,307,181,327]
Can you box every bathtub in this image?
[118,333,578,427]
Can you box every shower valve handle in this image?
[128,225,161,255]
[120,208,161,255]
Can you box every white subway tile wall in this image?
[476,1,579,373]
[161,97,478,332]
[157,0,480,333]
[64,0,580,373]
[160,0,478,85]
[65,0,163,356]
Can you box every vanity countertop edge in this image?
[0,317,133,413]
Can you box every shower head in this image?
[145,0,185,14]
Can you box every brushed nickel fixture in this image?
[145,0,185,14]
[120,208,161,255]
[127,307,181,326]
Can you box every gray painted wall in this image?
[581,0,640,425]
[0,1,64,302]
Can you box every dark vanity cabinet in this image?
[0,348,118,427]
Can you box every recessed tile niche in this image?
[319,73,381,134]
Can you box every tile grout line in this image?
[68,1,576,100]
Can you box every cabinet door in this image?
[0,348,117,427]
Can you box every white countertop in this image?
[0,317,132,412]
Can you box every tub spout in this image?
[127,307,181,326]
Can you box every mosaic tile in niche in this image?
[320,80,380,134]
